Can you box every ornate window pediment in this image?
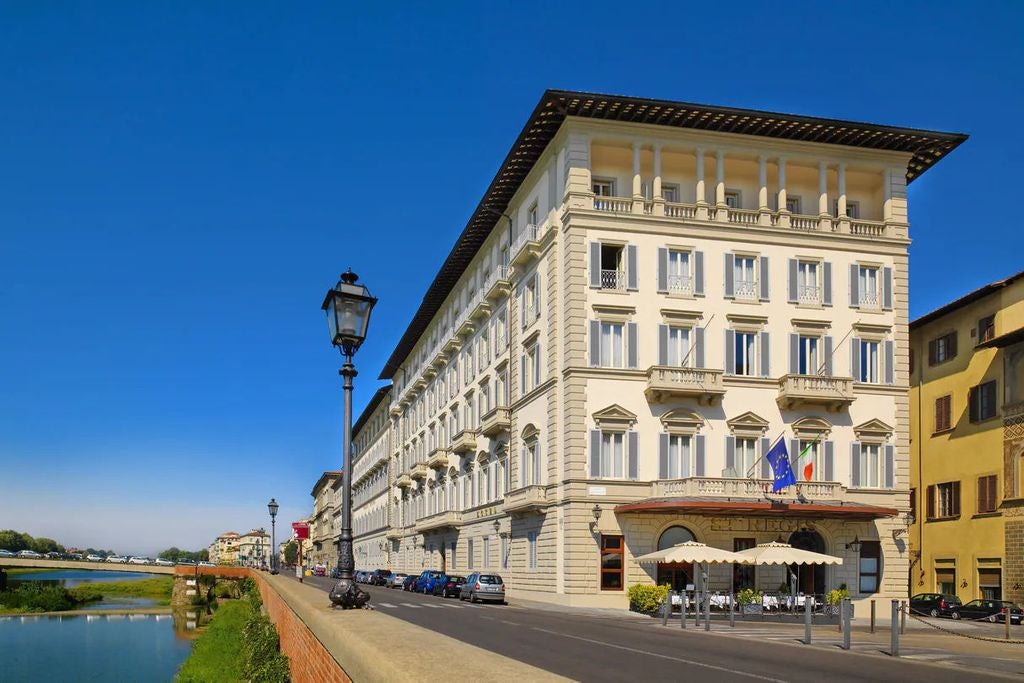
[726,411,770,438]
[592,404,637,431]
[660,408,704,435]
[791,415,832,439]
[854,418,893,443]
[521,423,539,439]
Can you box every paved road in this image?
[286,575,1021,682]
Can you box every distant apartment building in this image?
[909,270,1024,605]
[348,90,964,613]
[237,529,270,567]
[209,531,241,565]
[309,471,340,568]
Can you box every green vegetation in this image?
[0,529,66,554]
[177,585,289,682]
[627,584,670,614]
[737,588,764,605]
[0,576,175,614]
[0,583,78,613]
[69,577,175,605]
[283,541,297,566]
[158,547,210,563]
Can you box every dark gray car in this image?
[459,572,505,604]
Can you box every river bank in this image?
[0,572,173,615]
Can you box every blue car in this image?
[414,570,445,594]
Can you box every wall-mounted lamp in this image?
[891,511,915,540]
[590,504,602,533]
[845,535,862,552]
[493,520,501,535]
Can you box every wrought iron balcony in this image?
[644,366,725,405]
[776,374,855,412]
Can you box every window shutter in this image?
[626,244,638,291]
[760,437,771,479]
[882,267,893,310]
[695,327,705,369]
[724,253,735,297]
[851,337,861,379]
[850,442,861,488]
[695,434,706,477]
[658,325,669,365]
[627,431,638,480]
[759,256,770,301]
[590,429,601,478]
[694,251,705,296]
[627,323,638,369]
[824,335,834,376]
[884,445,894,489]
[849,264,859,307]
[520,353,526,395]
[658,433,669,479]
[884,340,894,384]
[789,333,799,374]
[589,320,601,367]
[760,331,770,377]
[928,339,938,366]
[823,262,832,306]
[788,259,798,303]
[725,330,735,375]
[589,241,601,288]
[790,440,800,478]
[949,332,958,358]
[534,343,541,386]
[725,436,736,475]
[824,441,834,481]
[657,248,668,293]
[969,385,979,422]
[520,445,527,488]
[985,381,997,418]
[926,484,935,519]
[520,289,527,329]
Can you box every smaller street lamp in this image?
[268,498,279,575]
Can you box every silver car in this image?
[389,572,408,588]
[459,573,506,604]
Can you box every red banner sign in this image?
[291,522,310,540]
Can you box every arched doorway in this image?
[789,530,826,595]
[656,525,695,592]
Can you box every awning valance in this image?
[615,496,896,520]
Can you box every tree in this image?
[283,541,298,566]
[158,547,182,562]
[30,538,65,554]
[0,530,32,552]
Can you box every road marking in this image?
[421,603,443,609]
[480,615,496,621]
[530,627,788,682]
[399,603,422,609]
[499,620,520,626]
[377,602,397,609]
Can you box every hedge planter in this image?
[740,604,763,615]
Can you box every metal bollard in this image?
[680,591,686,630]
[704,592,710,631]
[662,591,671,626]
[1006,608,1012,641]
[729,592,735,628]
[900,600,907,635]
[870,599,875,633]
[890,600,900,657]
[841,598,852,650]
[804,595,813,644]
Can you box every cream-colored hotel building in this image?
[346,90,965,613]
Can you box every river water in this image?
[0,569,196,681]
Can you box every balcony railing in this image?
[410,462,429,480]
[594,196,632,213]
[790,215,819,230]
[727,207,759,225]
[652,477,843,500]
[450,429,478,455]
[776,374,855,412]
[426,448,448,470]
[850,220,886,237]
[667,275,692,296]
[480,406,511,437]
[600,269,626,291]
[414,510,464,533]
[734,280,757,300]
[664,202,696,219]
[510,223,546,268]
[858,291,880,310]
[483,265,511,302]
[644,366,725,405]
[395,473,412,488]
[798,284,821,305]
[503,485,550,513]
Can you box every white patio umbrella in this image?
[634,540,751,565]
[733,541,843,566]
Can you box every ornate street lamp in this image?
[323,269,377,609]
[268,498,279,574]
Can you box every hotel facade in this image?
[347,90,965,614]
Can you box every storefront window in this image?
[733,538,755,590]
[600,535,624,590]
[858,541,881,593]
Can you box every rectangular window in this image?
[529,343,541,389]
[527,531,538,570]
[798,335,820,375]
[666,326,692,367]
[449,541,456,570]
[797,260,820,304]
[859,443,881,488]
[858,541,881,594]
[978,475,998,513]
[667,249,692,295]
[724,190,741,208]
[799,440,822,482]
[859,340,879,383]
[467,539,474,569]
[733,538,755,591]
[665,434,692,478]
[600,431,625,478]
[592,179,614,196]
[978,315,995,344]
[483,536,490,569]
[662,184,680,203]
[600,535,623,590]
[600,322,625,368]
[929,481,961,519]
[858,266,880,308]
[501,535,509,569]
[969,380,998,422]
[928,332,957,365]
[733,256,757,300]
[735,331,757,376]
[527,202,538,227]
[525,275,540,324]
[496,369,508,407]
[495,309,507,350]
[600,244,625,290]
[934,395,952,432]
[735,438,756,477]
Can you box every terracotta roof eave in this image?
[614,498,899,519]
[911,269,1024,330]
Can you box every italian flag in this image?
[794,433,821,481]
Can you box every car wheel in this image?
[929,608,940,618]
[951,611,961,620]
[470,592,478,604]
[988,615,998,623]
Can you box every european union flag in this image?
[765,439,797,493]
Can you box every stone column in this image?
[652,143,665,216]
[695,147,708,220]
[818,161,832,231]
[776,157,790,228]
[632,142,644,214]
[758,155,771,225]
[715,149,728,221]
[836,162,850,232]
[564,133,593,210]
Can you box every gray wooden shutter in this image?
[760,331,770,377]
[627,244,638,291]
[725,329,735,374]
[759,256,770,301]
[884,445,895,488]
[520,288,527,328]
[824,441,834,481]
[627,431,638,480]
[695,327,705,369]
[790,439,800,475]
[627,322,638,369]
[823,262,833,306]
[694,251,705,296]
[850,442,860,488]
[695,435,705,477]
[534,342,541,386]
[659,433,669,479]
[724,253,735,297]
[590,429,601,478]
[882,267,893,310]
[884,340,894,384]
[657,248,668,293]
[849,263,859,307]
[589,241,601,288]
[658,325,669,365]
[520,353,526,394]
[787,259,798,303]
[725,436,736,475]
[589,320,601,366]
[760,437,771,479]
[789,334,799,374]
[851,337,861,380]
[824,336,834,376]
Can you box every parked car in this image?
[68,553,83,561]
[128,557,150,565]
[459,573,505,604]
[105,556,128,564]
[435,575,465,598]
[176,560,196,566]
[154,558,174,567]
[0,549,16,558]
[198,561,215,567]
[45,551,63,559]
[17,550,43,559]
[402,575,418,591]
[371,569,393,586]
[422,572,448,594]
[86,554,104,562]
[330,567,342,579]
[956,599,1023,624]
[313,564,326,577]
[414,570,444,594]
[389,572,408,588]
[909,593,962,618]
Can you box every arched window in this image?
[657,525,696,550]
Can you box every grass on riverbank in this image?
[176,600,250,682]
[0,576,175,614]
[69,577,174,605]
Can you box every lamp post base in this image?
[329,578,371,609]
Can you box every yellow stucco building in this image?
[909,270,1024,605]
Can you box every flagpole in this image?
[815,325,856,377]
[745,430,787,479]
[679,313,714,370]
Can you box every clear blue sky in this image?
[1,2,1020,555]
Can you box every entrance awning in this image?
[615,496,896,520]
[634,541,750,565]
[734,541,842,566]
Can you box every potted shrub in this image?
[627,584,670,616]
[737,588,763,614]
[825,585,850,616]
